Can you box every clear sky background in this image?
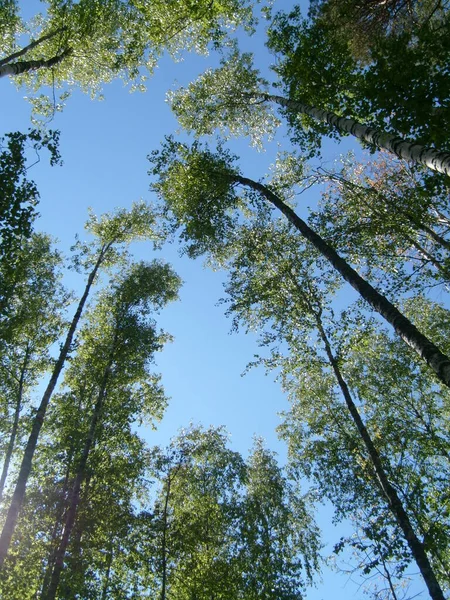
[1,1,428,598]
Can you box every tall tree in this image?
[0,129,61,320]
[219,219,449,598]
[0,233,66,502]
[149,140,450,388]
[142,425,247,600]
[141,425,320,600]
[169,51,450,175]
[266,6,450,151]
[0,202,159,568]
[42,259,181,599]
[239,439,320,599]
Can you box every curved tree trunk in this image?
[313,309,445,600]
[233,175,450,388]
[407,236,449,279]
[261,93,450,176]
[0,245,107,568]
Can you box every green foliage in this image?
[141,425,320,600]
[1,0,256,116]
[70,201,161,272]
[308,152,450,294]
[85,201,158,245]
[267,5,450,154]
[309,0,450,59]
[169,50,280,148]
[1,0,448,595]
[240,439,320,599]
[0,258,181,598]
[0,1,19,56]
[279,305,450,590]
[268,8,361,153]
[149,138,244,257]
[0,233,67,503]
[64,259,180,396]
[211,211,450,594]
[0,129,60,272]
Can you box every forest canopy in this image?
[0,0,449,599]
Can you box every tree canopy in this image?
[1,0,450,598]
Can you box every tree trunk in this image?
[313,308,445,600]
[407,236,449,279]
[0,345,30,502]
[43,339,116,600]
[0,47,72,78]
[160,475,171,600]
[0,245,107,568]
[40,446,76,596]
[0,28,67,68]
[101,541,114,600]
[261,93,450,176]
[233,175,450,388]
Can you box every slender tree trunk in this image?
[0,47,72,78]
[0,246,107,568]
[44,336,116,600]
[101,541,114,600]
[233,175,450,388]
[0,346,30,503]
[312,309,445,600]
[0,28,67,68]
[160,475,171,600]
[40,445,76,596]
[383,559,400,600]
[260,93,450,176]
[415,221,450,253]
[432,207,450,228]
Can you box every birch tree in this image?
[149,140,450,388]
[239,439,320,600]
[169,52,450,175]
[266,7,450,151]
[219,219,449,599]
[140,425,320,600]
[0,202,160,568]
[0,234,66,503]
[41,259,180,599]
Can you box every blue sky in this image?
[1,1,430,598]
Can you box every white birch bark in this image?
[264,93,450,176]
